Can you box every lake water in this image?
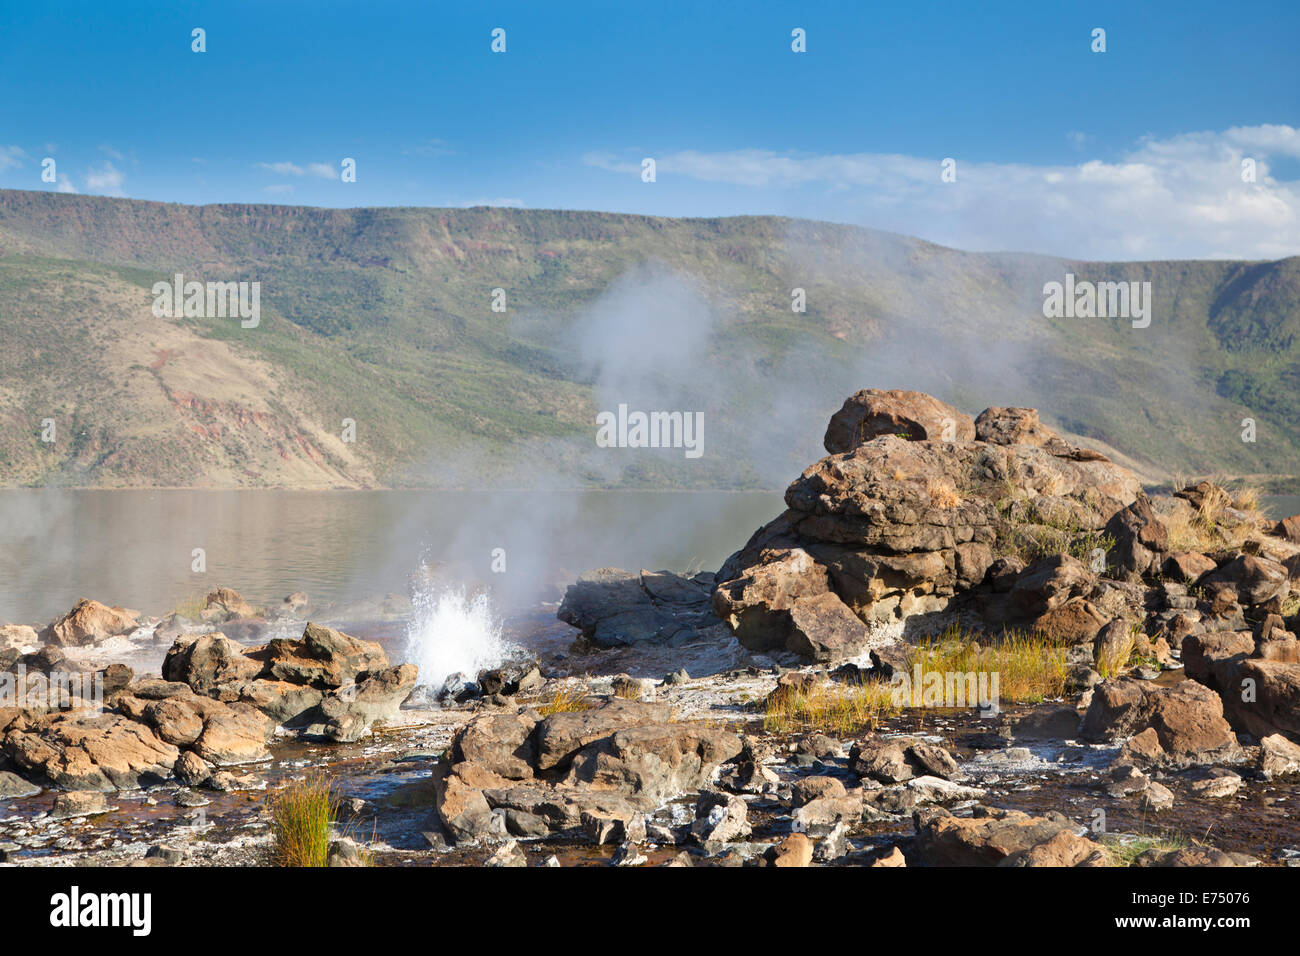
[0,489,784,625]
[3,490,1296,629]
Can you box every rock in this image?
[824,388,976,453]
[320,663,419,742]
[504,809,550,838]
[1163,552,1217,583]
[691,792,751,845]
[40,599,138,647]
[1141,780,1175,811]
[713,396,1142,660]
[1186,768,1242,798]
[4,711,178,790]
[665,851,693,867]
[870,846,907,867]
[0,770,40,798]
[144,845,188,864]
[1002,829,1110,867]
[0,625,39,652]
[1258,734,1300,779]
[479,660,545,697]
[793,793,863,832]
[263,623,389,689]
[611,841,648,866]
[913,805,1102,867]
[1093,618,1133,672]
[200,587,257,623]
[485,839,527,868]
[1080,678,1238,763]
[790,775,847,807]
[766,832,814,867]
[906,775,987,804]
[557,568,715,648]
[849,737,913,783]
[1134,846,1256,867]
[533,697,671,771]
[1202,555,1289,607]
[162,634,262,695]
[51,790,110,819]
[1104,495,1169,578]
[663,668,690,685]
[905,741,961,780]
[808,821,848,862]
[451,711,539,780]
[174,751,211,788]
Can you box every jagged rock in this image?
[1163,551,1217,583]
[1258,733,1300,778]
[51,790,111,819]
[485,839,527,868]
[263,623,389,688]
[162,634,261,695]
[849,737,913,783]
[691,792,751,844]
[1105,495,1169,578]
[0,770,40,798]
[824,388,975,453]
[320,663,419,742]
[40,599,138,647]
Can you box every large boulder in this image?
[1080,678,1238,763]
[824,389,975,453]
[200,587,257,623]
[40,599,138,647]
[3,711,178,791]
[557,568,717,648]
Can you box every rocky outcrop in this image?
[161,623,416,742]
[713,392,1143,660]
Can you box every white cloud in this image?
[56,174,77,194]
[0,146,27,173]
[263,183,295,195]
[258,161,305,176]
[585,125,1300,260]
[84,161,125,196]
[257,160,339,181]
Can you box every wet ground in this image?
[6,609,1299,868]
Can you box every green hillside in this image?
[0,188,1296,489]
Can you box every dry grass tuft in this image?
[908,628,1069,704]
[270,774,338,867]
[536,682,593,715]
[927,477,961,509]
[763,680,899,736]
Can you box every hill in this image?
[0,188,1297,489]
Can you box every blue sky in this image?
[1,0,1298,259]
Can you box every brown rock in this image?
[1080,678,1237,760]
[824,389,975,453]
[767,832,814,867]
[40,599,137,647]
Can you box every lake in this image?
[3,490,1296,628]
[0,489,784,625]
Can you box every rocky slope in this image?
[3,190,1300,488]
